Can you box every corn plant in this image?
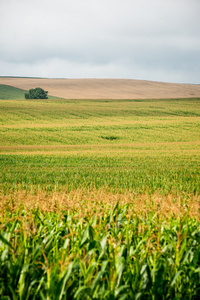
[1,193,200,299]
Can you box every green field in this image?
[0,84,61,100]
[0,94,200,298]
[0,84,27,99]
[0,97,200,194]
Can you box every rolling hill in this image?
[0,77,199,99]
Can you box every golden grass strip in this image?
[1,189,199,222]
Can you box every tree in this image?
[25,87,48,99]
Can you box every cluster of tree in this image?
[25,87,48,99]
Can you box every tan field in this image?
[0,77,200,99]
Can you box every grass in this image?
[0,85,27,99]
[0,84,61,100]
[0,95,200,298]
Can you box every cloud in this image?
[0,0,200,83]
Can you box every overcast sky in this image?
[0,0,200,83]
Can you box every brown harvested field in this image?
[0,77,200,99]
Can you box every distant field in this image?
[0,97,199,194]
[1,77,200,99]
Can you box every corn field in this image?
[1,97,200,299]
[1,190,200,299]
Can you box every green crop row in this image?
[0,154,199,195]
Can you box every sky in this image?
[0,0,200,84]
